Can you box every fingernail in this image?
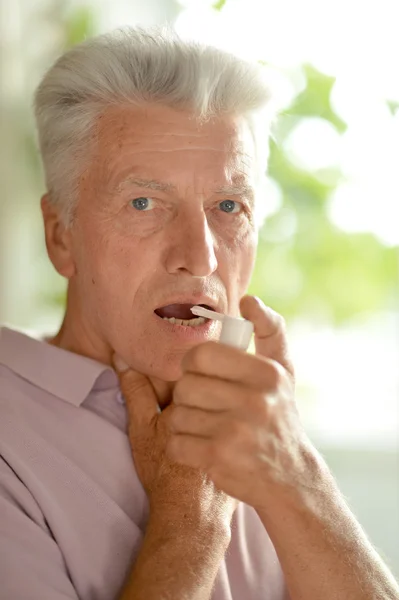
[112,354,129,372]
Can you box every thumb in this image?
[239,296,294,377]
[112,354,160,428]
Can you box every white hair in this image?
[34,26,279,225]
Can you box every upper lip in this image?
[154,295,221,313]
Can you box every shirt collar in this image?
[0,327,118,407]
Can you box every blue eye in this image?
[219,200,240,213]
[131,197,153,211]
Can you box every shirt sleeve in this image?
[0,456,79,599]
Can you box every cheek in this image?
[219,226,257,289]
[237,231,257,286]
[224,222,257,259]
[71,221,128,294]
[72,219,162,307]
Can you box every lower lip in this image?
[153,313,220,340]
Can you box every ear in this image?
[41,194,76,279]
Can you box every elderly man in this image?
[0,26,398,600]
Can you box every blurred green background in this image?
[1,0,398,577]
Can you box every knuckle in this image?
[122,376,149,397]
[270,308,286,332]
[248,390,269,417]
[265,360,283,390]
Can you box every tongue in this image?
[156,304,195,320]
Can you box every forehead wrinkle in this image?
[114,176,255,200]
[114,177,176,194]
[110,173,256,208]
[107,140,256,199]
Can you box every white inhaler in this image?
[191,306,254,351]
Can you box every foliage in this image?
[248,63,398,324]
[286,65,346,133]
[387,100,399,116]
[213,0,227,10]
[63,5,97,48]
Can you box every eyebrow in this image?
[214,184,255,202]
[115,177,255,202]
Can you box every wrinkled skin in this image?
[43,104,259,401]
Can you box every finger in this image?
[169,404,227,437]
[239,295,294,376]
[112,354,160,428]
[181,343,283,390]
[174,372,268,411]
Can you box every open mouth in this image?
[154,303,214,327]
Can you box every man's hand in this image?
[113,356,237,526]
[165,294,309,512]
[162,294,399,600]
[113,355,237,600]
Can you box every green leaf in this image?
[213,0,227,10]
[249,213,398,325]
[287,64,347,133]
[387,100,399,116]
[268,139,338,207]
[63,6,96,49]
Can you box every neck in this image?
[47,306,111,365]
[47,287,176,408]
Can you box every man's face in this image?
[69,104,258,380]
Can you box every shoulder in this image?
[0,326,39,402]
[0,360,36,413]
[0,363,23,414]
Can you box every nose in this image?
[164,209,218,277]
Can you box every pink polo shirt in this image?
[0,326,289,600]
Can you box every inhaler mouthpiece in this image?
[190,306,254,351]
[219,315,254,350]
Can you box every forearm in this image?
[118,513,231,600]
[258,445,399,600]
